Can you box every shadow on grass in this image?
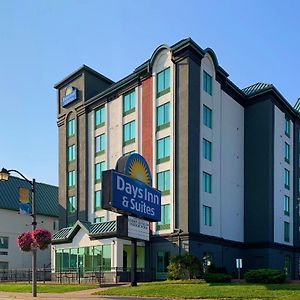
[142,280,206,285]
[265,284,300,291]
[208,282,300,291]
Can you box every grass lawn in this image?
[0,283,98,293]
[95,280,300,299]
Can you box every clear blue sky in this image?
[1,0,300,185]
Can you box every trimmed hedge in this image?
[244,268,285,284]
[203,273,232,283]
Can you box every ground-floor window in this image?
[156,251,170,273]
[0,262,8,270]
[55,245,111,272]
[123,245,145,269]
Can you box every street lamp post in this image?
[0,168,37,297]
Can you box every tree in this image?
[167,253,202,280]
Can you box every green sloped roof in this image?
[52,227,72,240]
[52,220,117,243]
[242,82,273,96]
[90,221,116,236]
[0,176,58,217]
[294,98,300,112]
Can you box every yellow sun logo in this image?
[127,159,151,185]
[65,86,73,96]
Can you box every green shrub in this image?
[244,268,285,283]
[203,273,232,283]
[167,253,202,280]
[167,260,188,280]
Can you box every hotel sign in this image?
[62,86,78,107]
[128,216,149,241]
[102,153,161,222]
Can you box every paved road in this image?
[0,289,170,300]
[0,288,104,299]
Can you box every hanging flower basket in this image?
[17,228,52,252]
[32,228,52,250]
[17,231,33,252]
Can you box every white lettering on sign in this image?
[128,216,149,241]
[116,175,161,216]
[117,175,160,204]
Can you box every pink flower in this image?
[32,228,52,250]
[17,231,33,252]
[17,229,52,252]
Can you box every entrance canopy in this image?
[52,220,117,244]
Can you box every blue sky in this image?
[0,0,300,185]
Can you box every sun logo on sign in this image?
[127,158,151,185]
[65,86,74,96]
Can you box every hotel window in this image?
[203,139,212,161]
[157,136,170,164]
[284,195,290,216]
[123,121,135,146]
[203,71,212,95]
[284,142,290,163]
[95,190,102,211]
[0,262,8,270]
[95,134,105,156]
[284,221,290,242]
[94,216,105,223]
[157,102,170,131]
[157,204,170,230]
[53,220,59,231]
[68,170,76,188]
[285,116,290,137]
[203,172,212,193]
[123,90,135,116]
[156,67,170,98]
[0,237,8,249]
[203,205,212,226]
[95,161,106,183]
[203,105,212,128]
[68,145,76,162]
[157,170,170,195]
[68,196,76,213]
[67,119,75,137]
[284,169,290,189]
[95,106,105,128]
[156,251,170,273]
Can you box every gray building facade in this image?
[52,38,300,280]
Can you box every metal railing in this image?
[0,267,153,285]
[0,267,51,283]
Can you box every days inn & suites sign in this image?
[102,154,161,222]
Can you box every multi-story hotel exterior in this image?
[52,38,300,280]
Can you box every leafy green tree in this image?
[167,253,202,280]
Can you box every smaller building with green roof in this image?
[0,176,58,270]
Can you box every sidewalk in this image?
[0,288,104,300]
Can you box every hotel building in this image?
[52,38,300,279]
